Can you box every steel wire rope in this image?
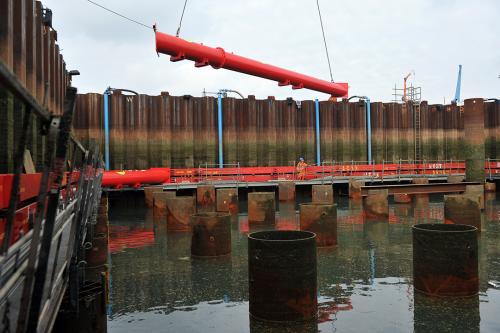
[176,0,189,37]
[316,0,334,82]
[85,0,153,30]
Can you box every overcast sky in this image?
[44,0,499,102]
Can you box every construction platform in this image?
[101,160,500,191]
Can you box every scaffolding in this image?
[392,84,422,104]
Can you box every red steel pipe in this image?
[102,168,171,189]
[155,30,348,98]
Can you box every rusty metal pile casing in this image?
[191,212,231,257]
[412,223,478,296]
[311,185,334,204]
[394,203,412,219]
[278,181,295,202]
[465,184,485,210]
[197,184,216,212]
[248,230,317,322]
[143,186,162,208]
[412,178,429,209]
[362,189,389,222]
[248,192,275,224]
[413,195,430,224]
[444,194,481,231]
[166,196,196,232]
[349,179,364,200]
[299,203,337,247]
[216,188,239,216]
[276,202,298,231]
[153,191,176,217]
[413,194,429,206]
[484,182,496,192]
[393,193,411,204]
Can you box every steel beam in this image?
[360,182,482,196]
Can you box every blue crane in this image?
[452,64,462,104]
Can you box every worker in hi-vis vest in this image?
[296,157,308,180]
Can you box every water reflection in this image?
[276,202,298,231]
[108,192,500,332]
[413,292,480,333]
[249,317,318,333]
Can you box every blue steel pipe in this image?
[315,99,321,165]
[103,88,139,170]
[217,92,223,168]
[104,88,110,170]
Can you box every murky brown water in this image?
[107,190,500,332]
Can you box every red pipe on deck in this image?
[155,30,348,98]
[101,168,171,189]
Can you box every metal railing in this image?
[197,162,242,185]
[162,158,500,185]
[0,60,103,332]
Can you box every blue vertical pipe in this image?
[315,99,321,166]
[104,89,110,170]
[366,98,372,164]
[217,92,223,168]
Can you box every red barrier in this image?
[0,172,79,209]
[0,202,37,246]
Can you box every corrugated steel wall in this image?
[75,93,500,170]
[0,0,71,173]
[485,101,500,160]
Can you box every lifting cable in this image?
[176,0,189,37]
[316,0,334,82]
[85,0,153,30]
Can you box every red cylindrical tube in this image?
[155,31,348,97]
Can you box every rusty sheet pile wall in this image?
[485,101,500,160]
[74,93,500,170]
[0,0,71,172]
